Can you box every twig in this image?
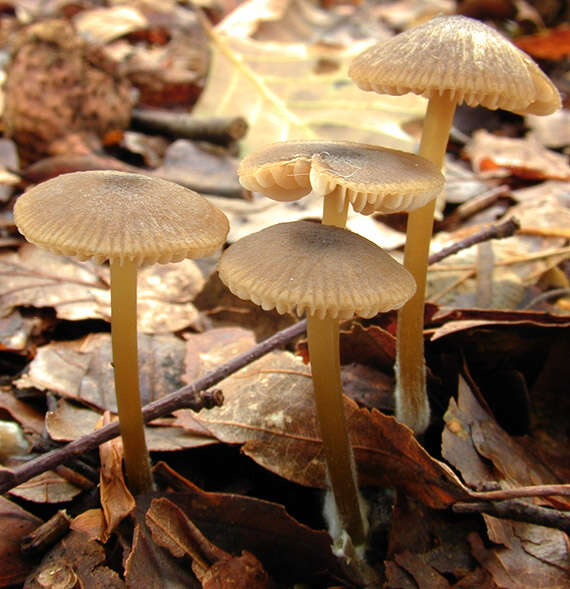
[453,500,570,533]
[428,217,520,265]
[0,321,307,494]
[131,110,249,144]
[0,217,522,495]
[467,484,570,501]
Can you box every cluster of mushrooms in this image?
[13,15,560,558]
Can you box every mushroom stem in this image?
[110,259,154,495]
[395,93,456,433]
[322,193,349,228]
[306,314,366,547]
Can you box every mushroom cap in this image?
[348,15,561,116]
[217,220,416,320]
[238,140,444,214]
[14,170,229,265]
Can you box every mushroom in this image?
[218,220,416,550]
[238,139,443,227]
[349,14,561,433]
[14,170,229,495]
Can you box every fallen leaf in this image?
[514,25,570,60]
[9,471,82,504]
[24,530,125,588]
[0,246,204,333]
[464,130,570,181]
[155,139,243,197]
[70,508,106,542]
[17,333,187,412]
[146,497,271,587]
[124,512,205,589]
[193,2,426,154]
[191,351,469,507]
[0,496,41,587]
[154,467,355,585]
[98,414,135,543]
[442,377,570,588]
[45,397,215,453]
[0,390,44,434]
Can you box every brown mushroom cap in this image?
[238,140,444,214]
[349,15,561,116]
[217,220,416,320]
[14,170,229,265]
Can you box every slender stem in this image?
[322,192,349,228]
[395,94,457,433]
[306,315,366,546]
[110,260,153,495]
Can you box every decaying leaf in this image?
[193,1,426,154]
[152,466,356,585]
[17,333,186,412]
[9,470,82,504]
[98,414,135,543]
[442,377,570,588]
[146,497,271,587]
[464,130,570,181]
[189,350,469,507]
[24,530,125,588]
[0,245,204,333]
[0,496,41,587]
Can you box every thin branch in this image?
[0,321,307,494]
[467,484,570,501]
[453,500,570,533]
[428,217,520,265]
[0,217,522,495]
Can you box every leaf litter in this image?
[0,0,568,587]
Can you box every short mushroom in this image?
[14,170,229,495]
[238,139,443,227]
[218,220,416,550]
[349,14,561,433]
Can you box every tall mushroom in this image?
[349,15,561,433]
[14,170,229,495]
[238,139,443,228]
[218,220,416,551]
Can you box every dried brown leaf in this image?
[124,517,204,589]
[18,333,186,412]
[155,470,354,585]
[69,508,106,542]
[0,246,203,333]
[193,351,469,507]
[9,470,82,504]
[98,414,135,542]
[464,130,570,181]
[146,497,271,587]
[0,496,41,587]
[24,530,125,588]
[442,377,570,587]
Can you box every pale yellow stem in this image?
[322,193,349,228]
[110,260,153,495]
[306,314,366,546]
[395,94,456,433]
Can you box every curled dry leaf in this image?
[464,130,570,181]
[24,530,125,588]
[152,468,356,585]
[146,497,271,588]
[442,377,570,588]
[0,245,204,333]
[17,333,186,412]
[9,470,82,504]
[0,496,42,587]
[98,414,135,543]
[192,351,469,507]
